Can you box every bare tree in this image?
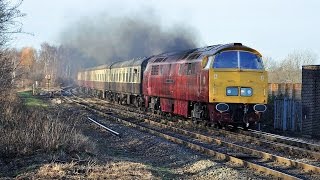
[0,0,24,97]
[263,56,278,71]
[0,0,25,47]
[37,43,59,85]
[266,50,318,83]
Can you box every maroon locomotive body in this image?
[143,50,209,117]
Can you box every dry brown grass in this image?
[17,161,155,179]
[0,91,95,159]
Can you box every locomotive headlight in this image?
[240,87,253,97]
[226,87,238,96]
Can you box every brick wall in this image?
[302,65,320,137]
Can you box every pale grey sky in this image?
[12,0,320,63]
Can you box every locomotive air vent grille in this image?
[187,53,201,60]
[154,58,164,62]
[180,53,190,60]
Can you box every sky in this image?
[12,0,320,63]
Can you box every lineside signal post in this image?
[45,74,51,92]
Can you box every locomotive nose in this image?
[254,104,267,112]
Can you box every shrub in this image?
[0,92,95,159]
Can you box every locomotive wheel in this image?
[214,122,222,129]
[191,117,199,124]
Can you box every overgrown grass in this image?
[0,91,95,160]
[17,90,48,107]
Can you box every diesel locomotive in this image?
[77,43,268,129]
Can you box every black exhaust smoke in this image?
[59,12,200,66]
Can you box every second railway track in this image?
[62,91,320,179]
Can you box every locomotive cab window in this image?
[213,51,263,70]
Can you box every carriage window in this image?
[132,70,135,82]
[126,72,128,82]
[116,72,118,82]
[129,68,132,82]
[117,72,119,82]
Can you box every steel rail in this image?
[87,117,120,136]
[239,129,320,152]
[143,119,320,174]
[91,99,320,155]
[196,126,320,161]
[64,96,304,180]
[89,97,320,161]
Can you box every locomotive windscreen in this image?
[213,51,263,70]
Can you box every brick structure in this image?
[302,65,320,137]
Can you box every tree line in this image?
[263,50,318,83]
[11,43,97,88]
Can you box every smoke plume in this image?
[60,13,200,66]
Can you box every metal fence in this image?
[274,98,302,132]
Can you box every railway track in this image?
[239,129,320,152]
[85,95,320,162]
[61,92,320,179]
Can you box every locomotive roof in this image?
[148,43,261,64]
[110,57,149,68]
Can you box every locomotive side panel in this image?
[143,59,209,117]
[144,62,209,102]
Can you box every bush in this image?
[0,92,95,159]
